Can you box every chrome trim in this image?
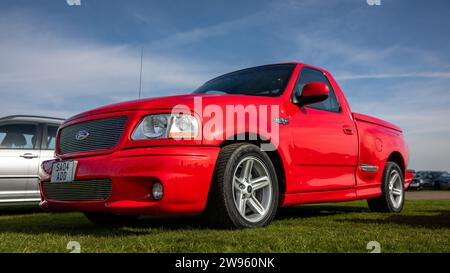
[0,175,39,178]
[273,117,289,125]
[0,191,30,195]
[75,130,90,141]
[360,164,379,173]
[0,198,41,203]
[59,116,127,155]
[43,179,112,201]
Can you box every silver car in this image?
[0,115,63,205]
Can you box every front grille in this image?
[59,116,127,155]
[43,180,112,201]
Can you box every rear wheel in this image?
[367,162,404,212]
[84,213,139,226]
[203,143,279,229]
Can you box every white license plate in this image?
[51,161,77,183]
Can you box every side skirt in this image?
[294,184,382,205]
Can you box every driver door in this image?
[289,67,358,193]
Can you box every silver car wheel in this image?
[232,156,272,223]
[388,169,403,209]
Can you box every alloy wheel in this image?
[232,156,273,223]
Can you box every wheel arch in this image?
[219,133,287,195]
[386,151,406,176]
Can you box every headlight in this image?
[132,114,199,140]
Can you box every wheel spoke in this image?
[236,191,247,215]
[241,159,254,180]
[251,176,270,191]
[234,177,243,190]
[248,196,265,215]
[389,173,399,185]
[392,188,402,196]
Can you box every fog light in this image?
[152,182,163,200]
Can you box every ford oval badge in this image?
[75,130,90,141]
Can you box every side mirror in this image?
[294,82,330,106]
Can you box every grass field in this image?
[0,199,449,253]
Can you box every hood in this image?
[66,93,282,122]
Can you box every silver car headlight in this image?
[132,114,199,140]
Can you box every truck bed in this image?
[353,112,402,133]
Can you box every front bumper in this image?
[40,146,220,215]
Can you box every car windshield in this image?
[193,64,295,97]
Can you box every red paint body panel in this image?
[40,62,411,215]
[353,113,402,132]
[354,114,409,199]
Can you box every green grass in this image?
[0,200,449,253]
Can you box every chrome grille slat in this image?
[43,180,112,201]
[59,116,127,155]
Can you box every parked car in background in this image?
[411,171,449,190]
[416,171,449,190]
[408,173,422,191]
[435,173,450,190]
[0,115,63,205]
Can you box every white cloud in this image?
[286,28,450,171]
[146,11,270,50]
[0,23,223,118]
[0,6,449,171]
[348,80,450,171]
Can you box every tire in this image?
[203,143,279,229]
[84,213,139,226]
[367,162,404,213]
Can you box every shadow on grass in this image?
[275,204,369,220]
[0,208,42,216]
[0,211,208,236]
[0,204,371,236]
[337,210,450,229]
[6,203,446,236]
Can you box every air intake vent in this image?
[43,180,112,201]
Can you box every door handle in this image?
[20,153,39,159]
[343,126,354,135]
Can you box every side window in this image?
[295,67,341,112]
[46,125,58,150]
[0,123,38,149]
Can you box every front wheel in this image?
[203,143,279,229]
[367,162,405,212]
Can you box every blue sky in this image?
[0,0,449,170]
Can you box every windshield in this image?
[193,64,295,97]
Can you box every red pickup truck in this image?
[39,63,414,228]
